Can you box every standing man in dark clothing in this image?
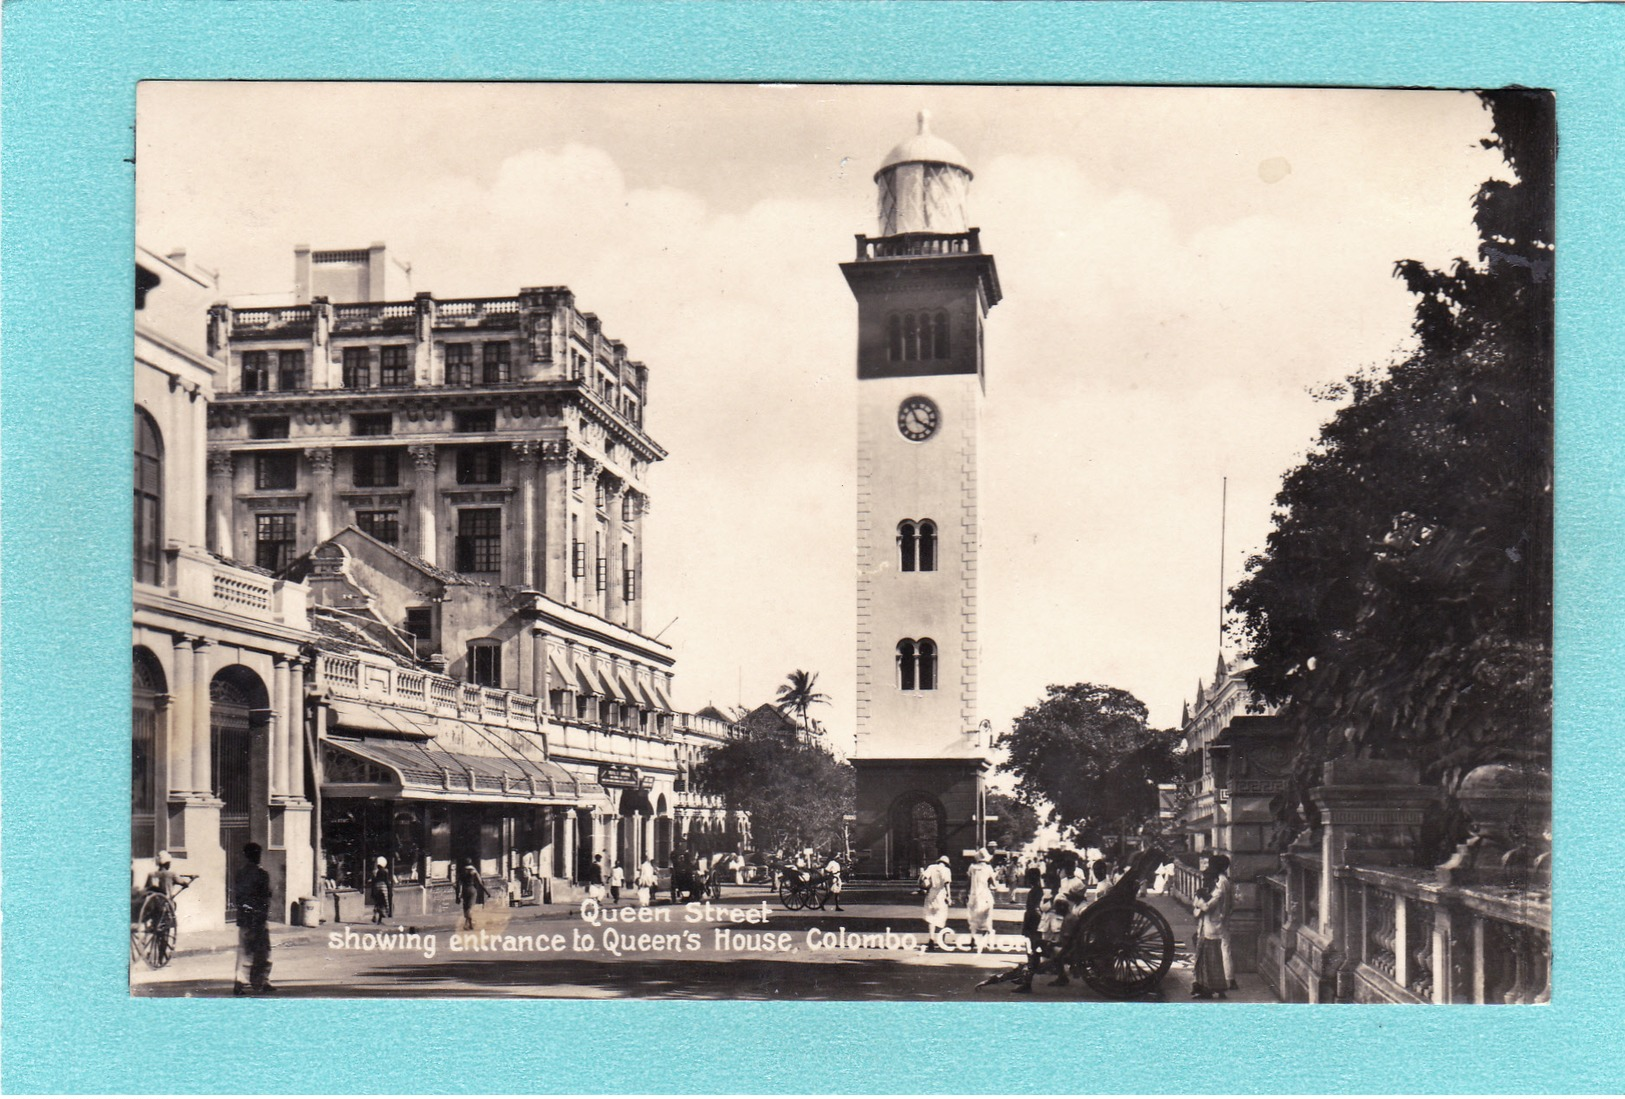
[234,842,274,995]
[1011,867,1045,993]
[455,858,488,930]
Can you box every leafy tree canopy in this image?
[1228,90,1553,821]
[695,735,853,856]
[985,792,1040,854]
[997,683,1182,847]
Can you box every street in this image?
[131,885,1274,1001]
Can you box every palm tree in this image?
[776,669,830,743]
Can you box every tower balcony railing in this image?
[853,228,982,261]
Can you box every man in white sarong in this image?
[921,855,953,950]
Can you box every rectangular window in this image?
[255,513,296,572]
[594,479,606,510]
[467,643,501,688]
[277,349,305,391]
[622,493,636,522]
[355,509,399,545]
[482,342,511,384]
[342,347,371,389]
[352,448,400,488]
[571,462,583,492]
[454,409,496,433]
[352,412,392,436]
[254,452,297,490]
[595,532,607,592]
[444,343,474,386]
[250,416,290,440]
[404,607,433,640]
[379,345,411,388]
[571,540,586,579]
[454,508,502,573]
[241,351,270,392]
[455,445,503,485]
[623,567,637,602]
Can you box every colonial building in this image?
[134,245,315,934]
[1173,652,1284,973]
[185,246,740,913]
[842,115,1002,878]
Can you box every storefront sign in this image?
[599,765,641,788]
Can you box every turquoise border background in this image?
[4,2,1622,1093]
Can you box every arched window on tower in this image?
[933,311,951,358]
[896,638,938,691]
[897,520,918,572]
[902,313,920,361]
[888,314,903,361]
[917,520,937,571]
[135,407,164,585]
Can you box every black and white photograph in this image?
[130,82,1552,1003]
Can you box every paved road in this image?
[130,887,1273,1002]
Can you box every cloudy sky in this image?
[137,82,1504,740]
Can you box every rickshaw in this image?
[981,847,1176,999]
[776,863,831,910]
[130,875,192,969]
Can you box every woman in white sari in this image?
[921,855,952,949]
[966,849,996,951]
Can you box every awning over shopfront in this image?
[615,671,643,709]
[322,735,585,806]
[547,650,573,693]
[326,700,433,739]
[631,677,659,711]
[573,662,599,698]
[592,664,622,703]
[650,679,674,712]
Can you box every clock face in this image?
[897,396,940,442]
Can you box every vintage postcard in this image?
[129,81,1551,1005]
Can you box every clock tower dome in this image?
[840,113,1001,879]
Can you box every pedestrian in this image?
[368,856,393,924]
[1041,896,1072,986]
[1091,858,1115,900]
[920,854,952,949]
[142,850,195,900]
[966,848,996,951]
[610,862,624,903]
[586,853,607,899]
[636,857,656,907]
[233,842,274,996]
[822,852,844,912]
[1061,860,1091,907]
[1011,866,1045,993]
[1191,854,1234,998]
[455,858,488,931]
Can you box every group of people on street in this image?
[920,848,1000,951]
[585,854,660,907]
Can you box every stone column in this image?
[540,442,574,602]
[169,634,196,795]
[190,639,215,797]
[605,480,626,625]
[306,447,335,543]
[627,491,646,633]
[513,441,542,588]
[286,659,307,799]
[562,811,578,881]
[533,628,550,714]
[271,656,291,797]
[409,445,439,563]
[206,452,235,557]
[1310,759,1438,1003]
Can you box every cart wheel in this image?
[1074,900,1174,999]
[136,893,178,969]
[785,885,808,911]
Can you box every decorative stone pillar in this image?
[286,659,307,799]
[169,634,196,796]
[206,452,235,557]
[532,627,550,714]
[271,656,291,797]
[513,440,543,589]
[1309,759,1438,1003]
[190,639,215,797]
[409,445,439,563]
[305,447,335,543]
[605,480,626,625]
[626,490,645,633]
[540,441,574,602]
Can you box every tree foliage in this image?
[695,734,854,856]
[985,792,1040,853]
[997,683,1183,846]
[1228,91,1554,826]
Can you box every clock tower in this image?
[841,113,1001,879]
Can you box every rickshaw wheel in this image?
[1073,900,1174,999]
[136,893,178,969]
